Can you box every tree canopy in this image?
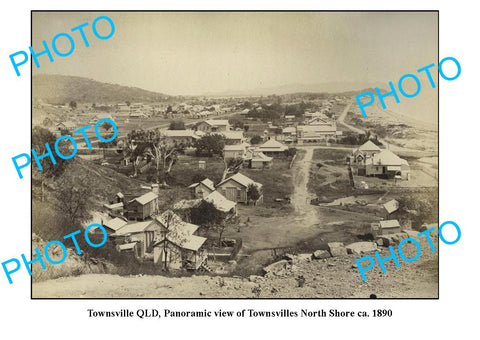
[194,134,225,157]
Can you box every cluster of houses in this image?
[116,102,231,119]
[157,119,292,170]
[97,166,264,271]
[187,173,263,204]
[258,111,342,145]
[349,140,411,180]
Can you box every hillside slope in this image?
[32,74,170,104]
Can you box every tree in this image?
[149,131,180,186]
[247,183,261,205]
[397,192,438,228]
[229,118,244,130]
[250,135,263,144]
[194,134,225,157]
[100,123,114,158]
[126,100,131,106]
[42,117,53,127]
[168,120,186,130]
[222,157,244,181]
[69,100,77,110]
[190,200,238,246]
[123,130,150,177]
[124,129,184,185]
[283,147,297,158]
[100,121,112,132]
[32,126,69,201]
[53,173,93,227]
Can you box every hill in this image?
[202,82,388,97]
[32,74,170,104]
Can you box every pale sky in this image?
[32,12,438,96]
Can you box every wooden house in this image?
[223,143,250,160]
[124,191,158,220]
[371,219,402,237]
[101,217,128,235]
[188,178,215,199]
[196,119,230,132]
[216,173,263,204]
[112,220,158,258]
[351,140,382,167]
[151,211,207,270]
[363,150,410,180]
[257,139,288,155]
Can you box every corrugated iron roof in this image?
[133,191,157,205]
[218,172,262,189]
[104,217,128,231]
[383,199,400,214]
[380,219,401,229]
[114,221,152,235]
[205,191,236,213]
[117,242,137,251]
[358,140,382,152]
[258,139,288,151]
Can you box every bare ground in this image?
[32,235,438,298]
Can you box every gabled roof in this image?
[202,119,229,126]
[205,191,236,213]
[297,125,336,132]
[152,210,203,250]
[224,144,248,151]
[217,172,262,189]
[57,121,76,128]
[371,150,409,166]
[154,234,207,251]
[155,210,184,228]
[173,199,202,210]
[218,131,244,140]
[251,151,272,162]
[187,178,215,191]
[258,139,288,151]
[114,221,153,235]
[161,129,201,139]
[358,140,381,152]
[103,202,123,210]
[131,191,157,205]
[379,219,401,229]
[117,242,137,251]
[104,217,128,231]
[383,199,400,214]
[181,235,207,251]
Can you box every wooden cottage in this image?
[124,191,158,220]
[151,211,207,270]
[216,173,263,204]
[188,178,215,199]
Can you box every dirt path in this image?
[290,147,317,224]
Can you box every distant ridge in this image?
[32,74,171,104]
[202,82,388,97]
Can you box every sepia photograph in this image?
[30,11,439,298]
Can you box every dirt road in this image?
[291,148,313,213]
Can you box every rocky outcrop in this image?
[346,242,378,255]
